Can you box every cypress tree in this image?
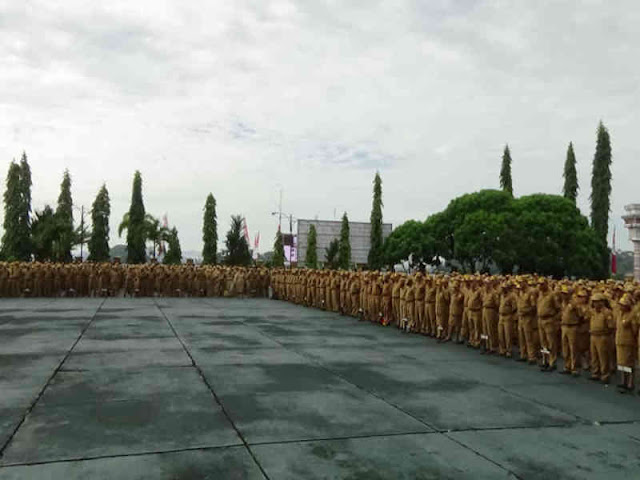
[224,215,252,266]
[55,169,74,262]
[325,239,339,270]
[202,193,218,265]
[368,171,384,270]
[305,224,318,269]
[1,162,24,261]
[18,152,32,260]
[163,227,182,265]
[88,184,111,262]
[273,228,285,267]
[500,145,513,195]
[338,212,351,270]
[126,171,147,264]
[590,121,613,276]
[562,142,578,203]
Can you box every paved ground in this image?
[1,299,640,479]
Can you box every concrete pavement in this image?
[1,298,640,479]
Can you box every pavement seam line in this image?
[0,443,245,469]
[0,298,107,459]
[153,300,272,480]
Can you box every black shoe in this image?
[547,365,557,372]
[516,358,527,363]
[559,370,571,375]
[528,360,537,365]
[589,376,600,382]
[571,371,581,377]
[540,365,549,372]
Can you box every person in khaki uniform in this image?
[403,277,416,331]
[350,273,361,317]
[467,282,483,348]
[381,273,393,326]
[615,294,637,392]
[559,286,584,375]
[446,281,464,343]
[537,279,561,371]
[589,292,614,383]
[330,272,340,313]
[481,279,499,353]
[435,278,450,341]
[498,282,517,357]
[425,277,437,337]
[391,275,402,327]
[414,273,425,333]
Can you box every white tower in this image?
[622,204,640,281]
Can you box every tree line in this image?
[386,121,613,278]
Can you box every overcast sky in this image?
[1,0,639,255]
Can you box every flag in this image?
[162,214,168,228]
[243,218,250,243]
[254,232,260,250]
[611,227,617,274]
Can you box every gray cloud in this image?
[0,0,639,254]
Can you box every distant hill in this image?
[109,244,127,261]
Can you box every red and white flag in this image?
[243,218,250,243]
[254,232,260,250]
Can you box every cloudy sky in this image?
[1,0,639,254]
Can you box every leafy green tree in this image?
[383,220,433,267]
[563,142,578,203]
[305,224,318,268]
[324,238,339,269]
[54,169,74,262]
[224,215,252,266]
[368,171,384,270]
[338,212,351,269]
[500,145,513,195]
[125,171,146,264]
[163,227,182,265]
[88,184,111,262]
[31,205,62,261]
[272,229,285,267]
[513,194,600,277]
[202,193,218,265]
[590,121,612,277]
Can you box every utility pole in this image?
[80,205,85,261]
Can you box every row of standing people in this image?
[270,269,640,394]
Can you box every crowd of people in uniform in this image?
[2,261,639,394]
[0,262,270,299]
[270,269,640,394]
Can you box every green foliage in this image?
[590,121,612,277]
[145,215,169,259]
[305,224,318,268]
[368,171,384,270]
[125,171,146,264]
[54,169,74,262]
[512,194,600,277]
[31,205,62,261]
[1,153,32,261]
[383,189,600,278]
[324,238,339,270]
[563,142,578,203]
[500,145,513,196]
[163,227,182,265]
[224,215,252,266]
[338,212,351,269]
[202,193,218,265]
[272,229,285,267]
[88,184,111,262]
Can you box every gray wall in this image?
[297,219,392,266]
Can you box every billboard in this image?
[297,219,392,266]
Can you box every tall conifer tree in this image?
[88,184,111,262]
[305,224,318,269]
[368,172,384,270]
[338,212,351,270]
[202,193,218,265]
[126,171,147,264]
[55,169,74,262]
[500,145,513,195]
[563,142,578,203]
[224,215,252,266]
[1,153,32,261]
[273,229,285,267]
[590,121,613,276]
